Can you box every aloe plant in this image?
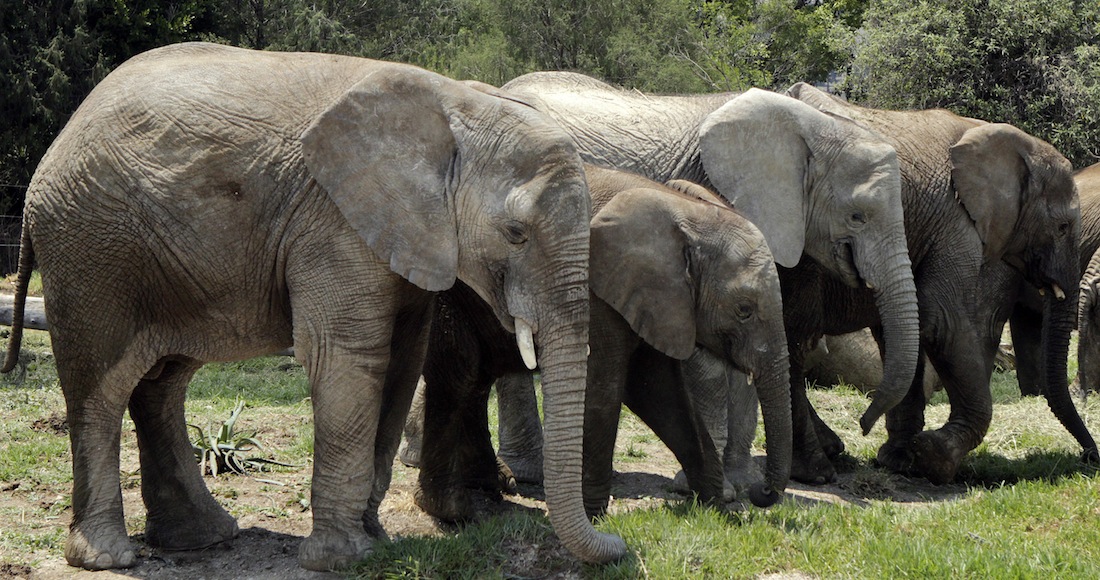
[189,401,292,476]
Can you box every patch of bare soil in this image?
[2,406,967,580]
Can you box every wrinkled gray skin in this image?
[1014,162,1100,396]
[0,43,626,570]
[500,72,920,485]
[787,83,1097,483]
[1065,164,1100,393]
[400,165,792,517]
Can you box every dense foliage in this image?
[847,0,1100,171]
[2,0,1098,219]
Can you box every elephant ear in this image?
[699,89,812,268]
[785,82,853,118]
[590,189,697,360]
[301,67,461,292]
[950,123,1033,262]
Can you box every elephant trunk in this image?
[858,238,921,435]
[748,351,792,507]
[536,299,627,563]
[1042,288,1099,459]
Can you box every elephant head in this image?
[587,179,792,504]
[697,89,920,433]
[950,123,1095,458]
[298,65,625,563]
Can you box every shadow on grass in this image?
[958,448,1100,487]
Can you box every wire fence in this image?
[0,215,22,276]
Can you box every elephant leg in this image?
[788,345,836,484]
[723,369,763,497]
[55,332,154,570]
[890,314,994,485]
[495,372,544,484]
[581,304,635,517]
[415,342,497,521]
[876,353,928,474]
[130,356,238,550]
[365,299,435,538]
[623,346,724,506]
[460,366,511,496]
[397,377,427,468]
[293,269,417,571]
[676,349,760,500]
[672,352,721,495]
[1009,304,1044,396]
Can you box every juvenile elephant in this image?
[408,165,792,520]
[786,83,1097,483]
[0,43,626,570]
[1011,162,1100,396]
[501,73,920,484]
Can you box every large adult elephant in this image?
[406,165,792,519]
[0,43,626,571]
[1013,162,1100,396]
[500,72,920,483]
[786,83,1097,483]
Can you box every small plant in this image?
[189,401,291,476]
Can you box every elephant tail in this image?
[2,221,34,374]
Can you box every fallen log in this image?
[0,295,47,330]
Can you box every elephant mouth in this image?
[832,238,867,290]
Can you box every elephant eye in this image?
[1059,221,1071,236]
[735,302,755,321]
[849,211,867,226]
[503,220,528,244]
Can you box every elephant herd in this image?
[3,42,1098,572]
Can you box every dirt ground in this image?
[0,408,968,580]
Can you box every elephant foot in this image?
[398,437,421,468]
[145,502,239,550]
[789,447,836,485]
[875,437,916,475]
[497,450,543,484]
[724,455,765,498]
[1081,446,1100,464]
[671,469,735,502]
[298,527,373,571]
[909,430,965,485]
[496,457,518,495]
[814,424,846,459]
[584,497,610,520]
[65,525,137,570]
[414,485,474,522]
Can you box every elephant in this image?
[500,72,921,484]
[782,83,1097,483]
[404,163,792,520]
[1012,162,1100,396]
[1061,164,1100,393]
[0,42,627,570]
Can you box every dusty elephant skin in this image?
[407,165,792,520]
[787,83,1097,483]
[0,43,626,571]
[501,72,920,486]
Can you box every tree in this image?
[847,0,1100,167]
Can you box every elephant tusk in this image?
[516,318,538,370]
[746,373,754,386]
[1053,284,1066,301]
[1039,288,1046,297]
